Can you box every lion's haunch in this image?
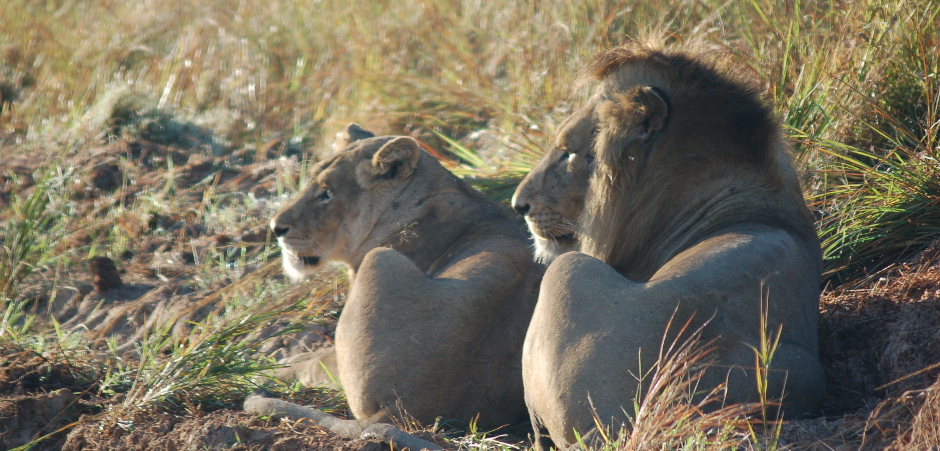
[517,39,825,450]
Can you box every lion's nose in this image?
[512,202,530,216]
[273,226,290,237]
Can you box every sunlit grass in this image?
[579,319,757,451]
[811,4,940,283]
[122,293,302,409]
[1,0,939,449]
[1,169,64,340]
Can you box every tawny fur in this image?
[247,125,543,445]
[520,39,825,450]
[511,99,597,263]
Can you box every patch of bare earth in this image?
[0,389,88,451]
[61,409,387,451]
[0,348,102,450]
[0,345,390,450]
[778,243,940,449]
[1,138,354,450]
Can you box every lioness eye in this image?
[557,151,571,163]
[317,189,333,202]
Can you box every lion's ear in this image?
[332,123,376,152]
[595,86,668,170]
[598,86,668,142]
[367,136,422,181]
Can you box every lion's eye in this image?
[317,189,333,202]
[557,151,572,164]
[584,153,595,163]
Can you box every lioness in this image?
[519,40,826,449]
[510,108,595,263]
[245,125,542,448]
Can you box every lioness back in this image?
[265,126,543,430]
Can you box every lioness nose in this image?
[513,202,530,216]
[273,226,289,237]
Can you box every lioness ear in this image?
[332,123,376,152]
[358,137,421,186]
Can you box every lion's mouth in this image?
[536,230,575,242]
[525,212,578,242]
[528,222,576,242]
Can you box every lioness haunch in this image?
[519,40,826,449]
[245,125,542,450]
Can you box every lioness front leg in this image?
[275,346,340,389]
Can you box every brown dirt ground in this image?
[60,409,387,451]
[774,243,940,449]
[3,138,940,449]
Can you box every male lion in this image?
[245,125,542,449]
[510,108,595,263]
[520,40,826,449]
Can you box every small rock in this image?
[120,249,135,261]
[89,256,123,292]
[90,164,122,192]
[237,226,269,244]
[168,220,204,238]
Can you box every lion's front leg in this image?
[523,251,676,449]
[524,230,826,447]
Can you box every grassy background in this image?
[2,0,938,281]
[1,0,939,449]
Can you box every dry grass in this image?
[590,319,758,451]
[855,377,940,450]
[1,0,939,450]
